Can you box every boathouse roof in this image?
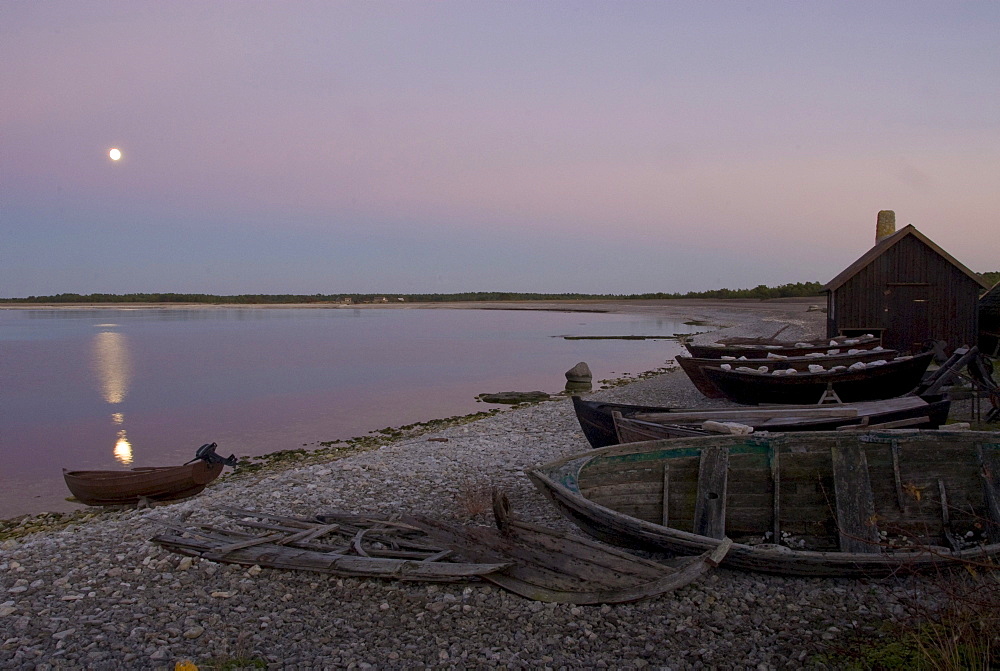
[823,224,990,293]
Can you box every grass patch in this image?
[816,566,1000,670]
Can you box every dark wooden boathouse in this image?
[981,282,1000,356]
[823,211,990,354]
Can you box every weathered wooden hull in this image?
[685,335,881,360]
[409,515,730,604]
[527,430,1000,577]
[572,394,951,448]
[152,505,731,601]
[63,461,223,506]
[676,349,898,399]
[702,351,934,405]
[152,509,512,582]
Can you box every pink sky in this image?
[2,1,997,296]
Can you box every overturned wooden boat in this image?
[64,442,237,506]
[676,348,898,399]
[572,394,951,448]
[528,429,1000,577]
[151,500,730,603]
[702,351,935,405]
[685,334,882,360]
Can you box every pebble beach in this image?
[1,300,952,669]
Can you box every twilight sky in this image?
[2,1,998,297]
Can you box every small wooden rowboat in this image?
[152,497,731,603]
[527,429,1000,577]
[572,395,951,448]
[702,351,934,405]
[64,443,237,506]
[676,348,897,399]
[685,334,881,360]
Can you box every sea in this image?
[0,306,707,519]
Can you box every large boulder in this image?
[565,361,592,383]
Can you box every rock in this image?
[182,626,204,639]
[565,361,592,383]
[477,391,550,404]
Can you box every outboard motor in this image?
[190,442,238,467]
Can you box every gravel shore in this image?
[1,303,940,669]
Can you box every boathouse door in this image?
[885,283,930,353]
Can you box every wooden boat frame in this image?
[528,429,1000,577]
[152,501,731,603]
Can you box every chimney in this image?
[876,210,895,243]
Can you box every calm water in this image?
[1,307,704,518]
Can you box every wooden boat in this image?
[572,394,951,448]
[676,348,898,399]
[63,442,237,506]
[702,351,934,405]
[527,429,1000,577]
[152,499,731,603]
[685,334,882,360]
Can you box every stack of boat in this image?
[676,334,936,405]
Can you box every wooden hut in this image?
[980,282,1000,356]
[823,211,990,354]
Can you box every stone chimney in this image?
[876,210,895,243]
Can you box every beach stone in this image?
[477,391,550,404]
[565,361,592,383]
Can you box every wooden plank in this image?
[635,407,859,423]
[837,416,929,431]
[891,441,905,510]
[211,532,292,554]
[921,346,977,395]
[693,446,729,539]
[831,444,881,553]
[661,464,670,527]
[938,479,961,550]
[770,444,780,541]
[978,444,1000,543]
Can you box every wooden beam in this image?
[770,444,781,542]
[831,444,881,553]
[661,464,670,527]
[635,407,859,423]
[693,446,729,540]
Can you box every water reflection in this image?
[93,330,130,403]
[114,429,133,465]
[92,329,133,463]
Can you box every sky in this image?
[2,1,998,298]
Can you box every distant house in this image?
[980,282,1000,355]
[823,211,990,354]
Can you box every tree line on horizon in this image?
[4,274,997,305]
[0,281,840,304]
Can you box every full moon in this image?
[109,148,122,161]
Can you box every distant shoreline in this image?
[0,296,820,311]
